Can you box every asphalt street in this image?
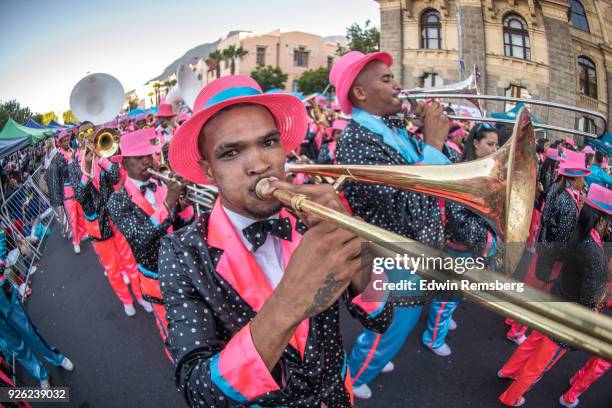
[17,230,612,408]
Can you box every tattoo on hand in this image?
[305,273,342,316]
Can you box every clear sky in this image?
[0,0,379,118]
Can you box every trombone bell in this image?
[286,107,538,272]
[94,128,119,158]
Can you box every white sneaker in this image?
[448,318,457,331]
[559,395,579,408]
[40,378,51,389]
[122,274,130,284]
[352,383,372,400]
[138,300,153,313]
[30,266,37,275]
[73,244,81,254]
[430,343,452,357]
[60,356,74,371]
[381,361,394,374]
[123,303,136,317]
[512,335,527,346]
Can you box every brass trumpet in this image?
[266,106,612,360]
[147,168,217,211]
[80,128,120,178]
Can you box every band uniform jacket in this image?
[47,153,70,206]
[158,202,393,408]
[67,158,119,242]
[107,180,193,304]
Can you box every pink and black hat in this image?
[582,184,612,215]
[545,148,563,161]
[582,145,595,155]
[329,51,393,115]
[558,149,591,177]
[169,75,308,184]
[111,128,161,163]
[155,103,176,118]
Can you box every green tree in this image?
[296,68,330,95]
[62,109,78,124]
[41,111,58,125]
[0,99,34,129]
[31,113,44,125]
[221,45,249,75]
[206,50,224,79]
[336,20,380,56]
[250,65,288,92]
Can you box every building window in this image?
[503,14,531,60]
[504,84,531,111]
[292,80,299,92]
[576,116,596,134]
[420,9,442,49]
[327,56,334,70]
[419,72,443,88]
[569,0,590,32]
[256,46,266,66]
[294,46,309,68]
[577,56,597,98]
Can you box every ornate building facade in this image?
[375,0,612,139]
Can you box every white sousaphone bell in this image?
[69,73,125,124]
[160,64,203,112]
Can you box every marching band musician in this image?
[498,184,611,407]
[329,51,451,399]
[48,128,87,254]
[154,103,177,144]
[107,128,194,355]
[67,127,152,317]
[316,119,347,164]
[158,75,393,407]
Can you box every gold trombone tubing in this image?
[254,178,612,360]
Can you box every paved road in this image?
[18,231,611,407]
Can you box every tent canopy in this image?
[48,119,63,128]
[0,118,53,143]
[125,109,146,118]
[25,118,50,129]
[491,103,541,124]
[0,137,31,159]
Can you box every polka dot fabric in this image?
[158,215,393,407]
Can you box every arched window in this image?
[421,9,441,49]
[503,14,531,60]
[569,0,590,32]
[577,56,597,98]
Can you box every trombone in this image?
[268,106,612,360]
[397,68,608,138]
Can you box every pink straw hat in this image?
[111,128,161,163]
[545,148,563,161]
[558,149,591,177]
[155,103,177,118]
[582,183,612,215]
[565,137,577,147]
[582,145,595,155]
[329,51,393,115]
[169,75,308,184]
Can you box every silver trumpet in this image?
[147,169,217,210]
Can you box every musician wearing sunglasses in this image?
[47,127,87,254]
[329,51,454,399]
[67,126,152,318]
[107,128,194,356]
[159,76,393,408]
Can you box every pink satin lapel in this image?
[208,203,309,358]
[154,184,167,210]
[124,179,155,216]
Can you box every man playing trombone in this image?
[159,75,394,407]
[329,51,454,399]
[68,125,153,318]
[107,128,195,357]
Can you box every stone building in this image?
[375,0,612,140]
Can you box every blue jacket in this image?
[586,165,612,189]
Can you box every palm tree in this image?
[206,50,223,79]
[222,45,249,75]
